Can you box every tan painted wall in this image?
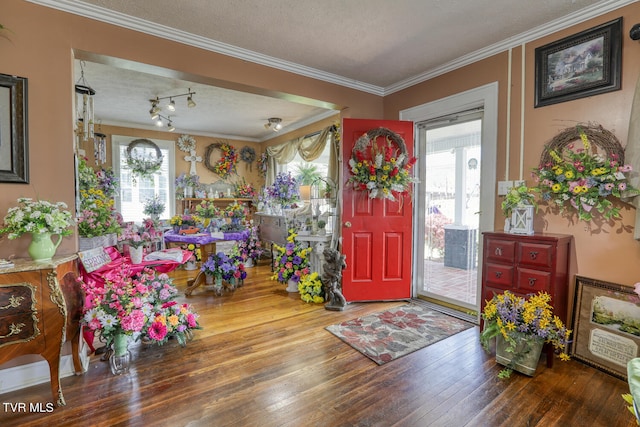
[385,5,640,288]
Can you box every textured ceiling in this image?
[32,0,635,141]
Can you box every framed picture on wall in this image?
[571,275,640,380]
[534,18,622,108]
[0,73,29,183]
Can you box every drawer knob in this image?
[528,277,537,286]
[0,322,26,339]
[495,247,502,256]
[495,271,502,278]
[529,251,538,260]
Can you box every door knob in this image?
[344,221,352,228]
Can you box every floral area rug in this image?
[325,303,474,365]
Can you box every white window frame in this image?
[112,135,176,223]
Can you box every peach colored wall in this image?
[0,0,381,259]
[385,5,640,288]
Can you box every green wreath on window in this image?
[126,139,163,183]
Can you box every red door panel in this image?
[342,118,414,301]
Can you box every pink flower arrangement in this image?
[81,266,200,348]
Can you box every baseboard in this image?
[0,342,90,396]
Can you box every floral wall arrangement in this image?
[533,124,638,223]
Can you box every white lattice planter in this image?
[78,233,118,251]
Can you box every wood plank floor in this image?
[0,261,635,427]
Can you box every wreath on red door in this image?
[347,127,417,201]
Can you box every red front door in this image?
[341,118,415,301]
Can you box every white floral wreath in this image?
[177,134,196,153]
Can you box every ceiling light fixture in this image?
[264,117,283,132]
[148,88,195,116]
[153,113,175,132]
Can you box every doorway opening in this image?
[419,115,482,312]
[400,82,499,324]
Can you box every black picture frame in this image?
[534,18,622,108]
[0,73,29,183]
[571,276,640,380]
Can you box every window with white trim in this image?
[112,135,175,224]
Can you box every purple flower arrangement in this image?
[266,172,300,207]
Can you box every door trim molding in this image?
[399,82,498,314]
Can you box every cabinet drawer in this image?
[484,263,514,289]
[0,311,39,346]
[516,268,551,293]
[485,238,516,264]
[518,242,554,269]
[0,284,36,316]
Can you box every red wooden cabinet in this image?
[481,232,572,324]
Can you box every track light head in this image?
[265,117,283,132]
[167,98,176,112]
[167,121,175,132]
[187,95,196,108]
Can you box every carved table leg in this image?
[185,270,205,296]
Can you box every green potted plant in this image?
[317,219,327,235]
[480,290,571,378]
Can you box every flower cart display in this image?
[533,124,637,222]
[480,290,571,378]
[0,197,74,261]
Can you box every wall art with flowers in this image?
[533,124,638,222]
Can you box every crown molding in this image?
[28,0,638,98]
[384,0,637,95]
[27,0,385,96]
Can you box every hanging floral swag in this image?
[257,152,268,178]
[126,139,163,182]
[533,123,638,222]
[347,127,417,201]
[204,141,238,178]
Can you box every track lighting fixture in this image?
[264,117,283,132]
[148,88,195,115]
[153,114,175,132]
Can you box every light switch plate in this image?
[497,180,513,196]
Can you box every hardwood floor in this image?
[0,262,635,427]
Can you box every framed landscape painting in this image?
[534,18,622,108]
[572,276,640,380]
